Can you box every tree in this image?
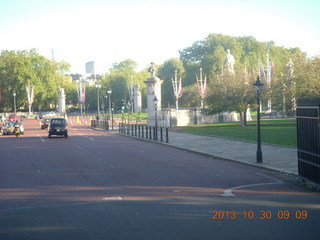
[100,59,148,112]
[158,58,185,108]
[206,67,256,126]
[0,49,72,112]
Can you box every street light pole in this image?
[253,76,264,163]
[153,96,158,140]
[107,89,113,130]
[13,91,16,114]
[96,83,101,116]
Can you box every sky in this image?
[0,0,319,74]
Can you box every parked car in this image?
[40,118,51,129]
[48,118,68,138]
[46,112,56,118]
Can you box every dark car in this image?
[48,118,68,138]
[40,118,51,129]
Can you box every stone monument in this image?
[144,62,163,126]
[58,88,66,115]
[133,83,142,113]
[224,49,235,75]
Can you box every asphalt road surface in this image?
[0,119,319,240]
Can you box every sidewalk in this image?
[110,126,298,176]
[167,131,298,175]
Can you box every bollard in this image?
[145,125,148,139]
[166,128,169,143]
[138,125,141,137]
[149,126,152,140]
[160,127,163,142]
[135,124,137,136]
[142,125,145,138]
[131,124,134,135]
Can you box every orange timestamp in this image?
[211,210,308,220]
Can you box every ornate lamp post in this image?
[153,96,158,140]
[253,76,264,163]
[107,89,113,130]
[95,83,101,116]
[13,91,16,114]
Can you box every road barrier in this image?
[296,97,320,184]
[119,123,169,143]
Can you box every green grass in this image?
[175,120,297,147]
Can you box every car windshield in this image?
[50,119,66,126]
[6,121,15,127]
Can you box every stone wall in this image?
[161,108,242,127]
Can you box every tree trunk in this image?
[240,109,247,127]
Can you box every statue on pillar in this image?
[224,49,235,75]
[133,84,142,113]
[148,62,157,78]
[144,62,163,126]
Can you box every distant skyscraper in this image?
[86,61,94,74]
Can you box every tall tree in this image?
[158,58,184,108]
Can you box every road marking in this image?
[102,197,123,201]
[222,181,284,197]
[37,134,45,143]
[82,135,95,141]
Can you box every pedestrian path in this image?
[167,131,298,175]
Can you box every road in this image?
[0,119,319,240]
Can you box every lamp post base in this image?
[256,150,263,163]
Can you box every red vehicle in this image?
[7,114,20,122]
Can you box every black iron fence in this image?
[119,123,169,143]
[91,120,109,130]
[296,97,320,184]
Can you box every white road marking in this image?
[37,134,45,143]
[102,197,123,201]
[81,134,95,141]
[222,181,284,197]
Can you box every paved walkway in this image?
[167,131,298,175]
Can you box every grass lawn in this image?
[175,119,297,147]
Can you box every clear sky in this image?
[0,0,319,74]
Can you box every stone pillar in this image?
[133,84,142,113]
[58,88,66,115]
[144,63,163,126]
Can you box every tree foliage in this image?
[1,34,319,117]
[0,49,73,112]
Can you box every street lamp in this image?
[96,83,101,116]
[253,76,264,163]
[153,96,158,140]
[13,91,16,114]
[107,89,113,130]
